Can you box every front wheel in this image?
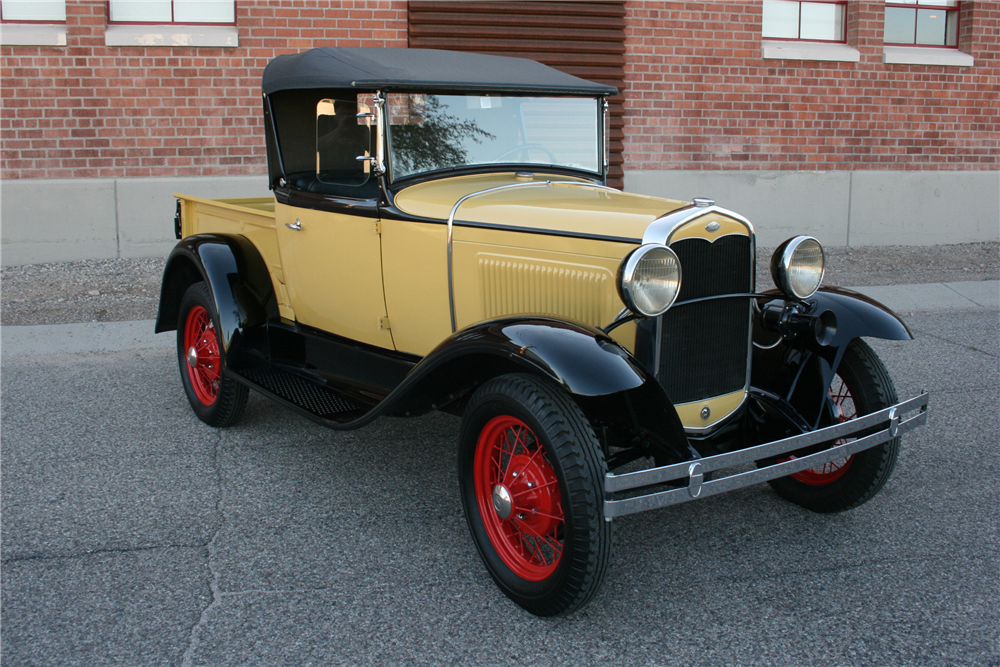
[458,374,612,616]
[768,338,900,513]
[176,281,248,427]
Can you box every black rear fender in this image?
[155,234,278,357]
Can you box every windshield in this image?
[386,94,600,180]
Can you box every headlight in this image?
[771,236,825,300]
[617,244,682,317]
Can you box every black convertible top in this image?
[261,47,617,96]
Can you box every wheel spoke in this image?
[511,424,528,454]
[513,526,550,566]
[522,509,562,523]
[513,518,563,564]
[491,450,505,483]
[513,513,562,543]
[511,478,559,497]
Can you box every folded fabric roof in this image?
[262,47,618,96]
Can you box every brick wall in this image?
[624,0,999,171]
[3,1,997,182]
[0,0,407,180]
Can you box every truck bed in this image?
[175,193,289,314]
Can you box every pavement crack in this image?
[1,543,208,564]
[940,282,994,309]
[180,429,227,667]
[910,327,998,358]
[219,587,333,598]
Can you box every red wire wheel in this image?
[786,375,857,486]
[473,415,565,581]
[459,374,612,615]
[183,304,221,407]
[765,339,900,513]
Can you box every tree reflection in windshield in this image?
[387,93,600,180]
[389,95,494,175]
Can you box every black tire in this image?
[176,281,248,427]
[458,374,612,616]
[768,338,899,513]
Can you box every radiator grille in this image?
[479,256,614,327]
[658,235,752,405]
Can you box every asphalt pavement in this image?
[1,281,997,666]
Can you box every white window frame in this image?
[761,0,860,62]
[104,0,238,47]
[0,0,66,46]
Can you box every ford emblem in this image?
[705,221,721,233]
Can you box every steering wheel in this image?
[491,143,558,163]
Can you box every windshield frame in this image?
[382,91,608,186]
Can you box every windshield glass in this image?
[386,94,600,180]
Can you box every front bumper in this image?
[603,392,929,518]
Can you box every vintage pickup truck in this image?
[157,47,928,616]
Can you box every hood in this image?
[391,173,688,242]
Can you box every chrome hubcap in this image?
[187,346,198,368]
[492,485,513,520]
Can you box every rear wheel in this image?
[768,338,899,513]
[458,374,612,616]
[176,282,248,427]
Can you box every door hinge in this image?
[373,220,382,235]
[378,316,391,331]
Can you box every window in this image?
[884,0,959,47]
[0,0,65,22]
[315,98,373,189]
[762,0,846,42]
[104,0,238,46]
[0,0,66,45]
[108,0,235,25]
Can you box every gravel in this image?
[2,243,997,327]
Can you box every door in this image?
[275,202,393,349]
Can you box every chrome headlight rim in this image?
[617,243,682,318]
[771,235,826,300]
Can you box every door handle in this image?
[285,219,302,231]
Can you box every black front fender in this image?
[155,234,278,357]
[385,317,693,463]
[752,286,912,428]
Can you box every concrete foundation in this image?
[2,171,997,266]
[626,169,1000,248]
[1,176,269,266]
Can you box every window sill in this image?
[104,24,238,47]
[883,46,974,67]
[0,23,67,46]
[761,40,860,63]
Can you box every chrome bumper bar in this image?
[603,392,929,518]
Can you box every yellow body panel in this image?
[673,389,748,430]
[380,218,452,356]
[668,215,751,243]
[452,245,622,330]
[393,172,687,241]
[274,203,394,349]
[381,218,638,356]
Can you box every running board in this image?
[235,363,365,423]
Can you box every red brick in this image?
[624,1,999,172]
